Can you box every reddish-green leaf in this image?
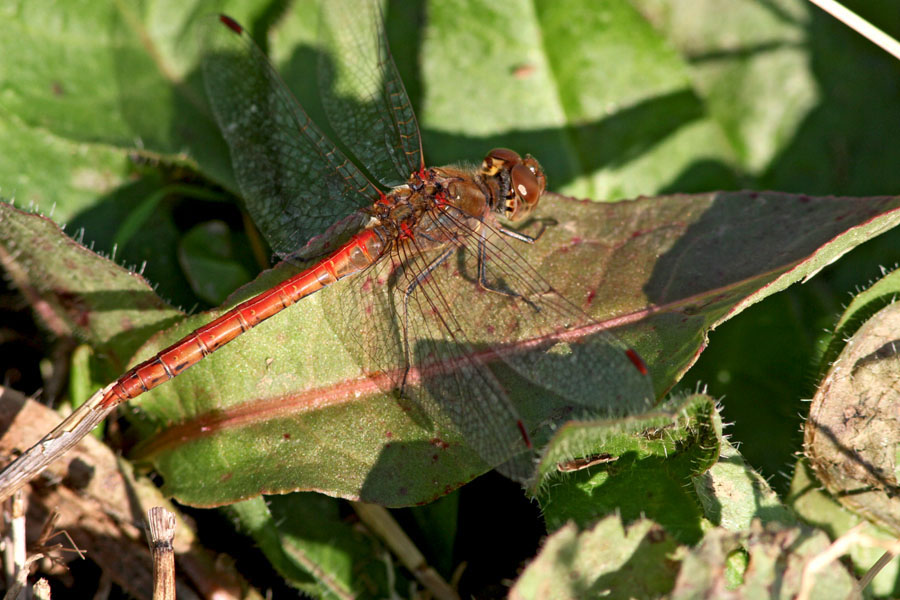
[115,192,900,506]
[5,192,900,506]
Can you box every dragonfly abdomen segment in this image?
[100,229,385,409]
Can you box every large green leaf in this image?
[131,191,900,506]
[3,191,893,507]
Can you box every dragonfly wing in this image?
[326,251,406,381]
[201,16,382,257]
[318,0,424,186]
[395,242,535,469]
[322,238,533,473]
[431,210,655,422]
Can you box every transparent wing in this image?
[318,0,424,186]
[322,204,653,481]
[448,215,655,419]
[323,223,533,473]
[395,239,534,469]
[392,217,655,455]
[201,15,383,257]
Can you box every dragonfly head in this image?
[481,148,546,222]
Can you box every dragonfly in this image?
[0,1,653,498]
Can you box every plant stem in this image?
[808,0,900,61]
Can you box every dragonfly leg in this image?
[399,246,456,390]
[496,216,555,244]
[477,231,539,310]
[496,225,536,244]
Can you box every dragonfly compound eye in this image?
[482,148,522,176]
[507,162,544,220]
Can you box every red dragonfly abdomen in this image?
[100,228,385,409]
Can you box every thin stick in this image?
[797,524,900,600]
[2,555,44,600]
[859,548,898,590]
[146,507,177,600]
[351,502,458,600]
[808,0,900,61]
[3,491,26,593]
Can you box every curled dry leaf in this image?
[805,301,900,535]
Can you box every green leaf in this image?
[537,394,720,545]
[178,220,252,305]
[8,188,900,507]
[669,521,859,599]
[512,515,863,600]
[0,0,232,184]
[223,495,410,598]
[632,0,816,173]
[510,517,682,600]
[125,191,900,507]
[0,202,182,373]
[112,183,229,251]
[817,265,900,375]
[789,458,900,597]
[692,439,796,531]
[0,116,137,224]
[421,0,737,200]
